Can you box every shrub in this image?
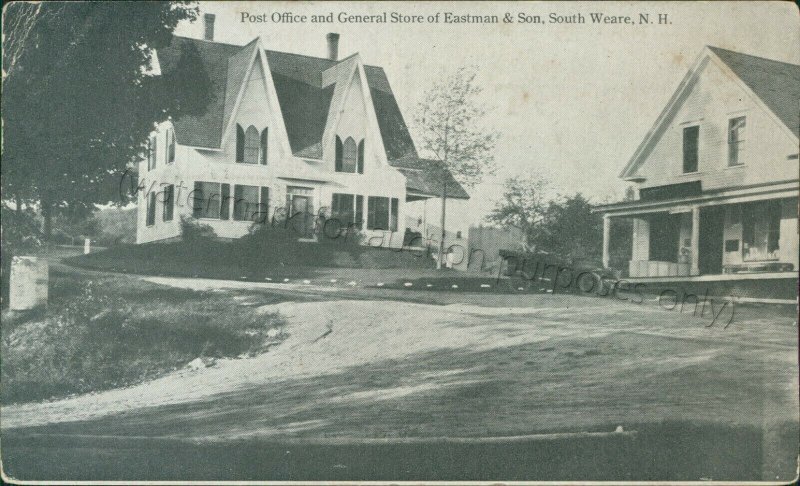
[180,216,216,242]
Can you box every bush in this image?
[180,216,216,242]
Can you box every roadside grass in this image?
[1,271,285,404]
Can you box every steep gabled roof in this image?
[619,46,800,179]
[157,36,418,160]
[157,37,241,148]
[708,46,800,139]
[156,35,466,198]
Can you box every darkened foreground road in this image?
[4,420,798,481]
[3,266,798,482]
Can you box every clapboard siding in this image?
[632,58,798,192]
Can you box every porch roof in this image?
[594,180,799,217]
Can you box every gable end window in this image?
[682,125,699,173]
[242,126,260,164]
[335,136,363,173]
[728,116,745,166]
[167,128,176,164]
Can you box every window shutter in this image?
[357,140,365,174]
[152,136,157,170]
[236,124,245,162]
[167,129,175,163]
[147,192,156,226]
[192,182,203,218]
[163,185,174,222]
[367,196,376,230]
[260,187,270,224]
[147,138,152,171]
[390,197,399,231]
[355,195,364,229]
[335,136,343,172]
[260,128,268,165]
[220,183,230,220]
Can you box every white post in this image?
[602,215,611,269]
[9,257,48,311]
[691,206,700,276]
[84,238,91,255]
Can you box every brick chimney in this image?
[326,33,340,61]
[203,14,215,41]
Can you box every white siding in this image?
[631,58,798,191]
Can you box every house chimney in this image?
[326,33,340,61]
[203,14,216,41]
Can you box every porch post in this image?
[690,206,700,275]
[602,214,611,269]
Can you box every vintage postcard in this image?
[1,1,798,483]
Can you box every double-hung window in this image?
[367,196,399,231]
[728,116,745,166]
[231,184,270,223]
[193,181,223,219]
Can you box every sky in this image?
[175,1,799,226]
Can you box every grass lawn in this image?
[66,229,436,282]
[1,270,288,404]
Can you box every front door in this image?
[699,206,725,275]
[286,187,315,238]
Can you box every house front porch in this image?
[596,183,798,281]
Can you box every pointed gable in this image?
[221,38,260,137]
[708,46,800,138]
[620,46,800,180]
[158,36,418,160]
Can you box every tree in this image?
[539,194,603,262]
[486,174,552,253]
[414,66,499,268]
[1,2,204,239]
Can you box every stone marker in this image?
[9,256,48,311]
[84,238,91,254]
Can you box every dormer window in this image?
[166,128,175,164]
[343,137,357,172]
[682,125,699,173]
[335,136,365,173]
[236,124,265,165]
[728,116,745,166]
[244,126,260,164]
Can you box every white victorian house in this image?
[136,16,468,248]
[595,46,799,285]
